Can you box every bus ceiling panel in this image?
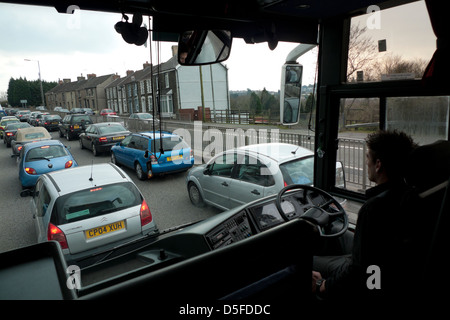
[152,14,319,45]
[2,0,419,20]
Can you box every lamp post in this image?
[24,59,45,108]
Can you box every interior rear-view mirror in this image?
[178,30,232,65]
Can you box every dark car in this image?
[79,122,130,156]
[39,114,62,131]
[59,114,93,141]
[16,110,31,122]
[30,112,49,126]
[3,122,32,147]
[70,108,85,114]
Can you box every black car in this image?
[3,122,32,147]
[39,114,62,131]
[59,114,93,140]
[79,122,130,156]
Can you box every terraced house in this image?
[45,74,118,111]
[105,53,230,120]
[45,49,230,120]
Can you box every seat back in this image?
[401,140,450,302]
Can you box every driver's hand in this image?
[312,271,322,293]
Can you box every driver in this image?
[312,130,417,305]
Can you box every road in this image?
[0,130,221,255]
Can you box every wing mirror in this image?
[178,30,232,65]
[203,164,211,175]
[280,64,303,125]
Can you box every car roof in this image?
[5,122,29,129]
[15,127,52,141]
[1,116,19,122]
[43,163,131,196]
[91,122,124,127]
[136,131,176,140]
[235,143,314,163]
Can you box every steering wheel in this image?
[275,184,348,238]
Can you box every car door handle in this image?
[251,189,260,195]
[221,182,229,187]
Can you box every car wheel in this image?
[92,144,98,156]
[111,152,119,166]
[79,138,84,149]
[188,182,205,207]
[135,162,147,180]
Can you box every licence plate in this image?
[113,136,125,140]
[52,122,58,124]
[167,155,183,161]
[74,125,80,129]
[85,220,125,239]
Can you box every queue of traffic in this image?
[0,108,195,267]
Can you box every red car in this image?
[100,109,117,116]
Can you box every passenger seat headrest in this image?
[405,140,450,193]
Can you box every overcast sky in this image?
[0,1,434,98]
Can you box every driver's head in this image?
[365,130,417,184]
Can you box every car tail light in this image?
[47,223,68,249]
[150,155,157,165]
[18,146,23,151]
[140,200,152,226]
[190,149,194,158]
[25,167,37,175]
[6,132,13,136]
[99,137,107,143]
[65,160,74,168]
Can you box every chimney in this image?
[143,61,151,69]
[113,74,120,80]
[77,75,86,81]
[126,70,134,76]
[63,78,71,83]
[87,73,96,79]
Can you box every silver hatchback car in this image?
[22,163,159,265]
[186,143,345,211]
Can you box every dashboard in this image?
[205,188,330,250]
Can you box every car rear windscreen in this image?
[151,137,188,153]
[25,145,69,161]
[51,182,142,225]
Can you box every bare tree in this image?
[378,54,428,79]
[347,23,378,82]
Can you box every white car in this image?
[21,163,159,265]
[186,143,345,211]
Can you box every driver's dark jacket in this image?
[324,180,416,303]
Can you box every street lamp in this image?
[24,59,45,108]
